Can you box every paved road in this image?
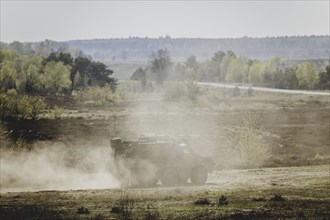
[199,82,330,96]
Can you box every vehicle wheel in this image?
[132,170,158,188]
[190,166,208,185]
[160,167,178,187]
[177,170,189,184]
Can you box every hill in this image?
[67,36,330,62]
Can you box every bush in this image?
[112,193,135,220]
[76,85,114,105]
[163,82,185,101]
[230,113,271,168]
[144,204,160,220]
[77,206,90,214]
[0,121,10,148]
[17,96,47,119]
[184,80,201,101]
[48,105,64,119]
[218,195,228,206]
[10,138,29,151]
[0,93,16,121]
[114,82,139,101]
[194,198,210,205]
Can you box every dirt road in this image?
[1,165,329,219]
[199,82,330,96]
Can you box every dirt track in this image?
[1,165,329,219]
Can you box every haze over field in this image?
[1,1,330,219]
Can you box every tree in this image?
[71,57,116,91]
[131,67,147,91]
[231,113,271,168]
[263,57,280,84]
[0,61,17,92]
[196,62,208,82]
[219,54,236,82]
[150,49,172,86]
[88,61,115,88]
[25,65,42,93]
[42,61,71,94]
[211,51,226,63]
[204,51,227,82]
[273,68,298,89]
[226,56,249,83]
[248,60,265,84]
[9,41,34,56]
[185,56,199,74]
[0,50,21,91]
[42,52,73,67]
[58,52,73,66]
[295,62,319,89]
[318,65,330,90]
[18,56,43,93]
[71,57,91,90]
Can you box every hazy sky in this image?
[1,1,329,42]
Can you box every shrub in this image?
[114,82,139,102]
[48,105,64,119]
[194,198,210,205]
[0,121,10,148]
[11,138,29,151]
[112,193,135,220]
[184,80,201,101]
[311,152,326,161]
[77,206,90,214]
[144,204,160,220]
[230,113,271,168]
[218,195,228,206]
[0,93,16,121]
[17,96,47,119]
[163,82,185,101]
[75,85,114,105]
[6,89,17,96]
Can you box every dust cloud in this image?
[0,142,120,193]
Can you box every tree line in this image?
[132,49,329,90]
[68,35,330,61]
[0,49,116,95]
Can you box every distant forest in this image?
[1,37,329,91]
[1,36,329,62]
[67,36,330,61]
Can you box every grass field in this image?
[0,84,329,219]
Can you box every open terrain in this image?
[1,86,329,219]
[1,165,329,219]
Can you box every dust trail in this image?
[0,142,120,193]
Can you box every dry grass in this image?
[1,165,329,219]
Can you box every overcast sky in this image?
[1,1,329,42]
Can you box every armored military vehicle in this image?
[110,135,215,187]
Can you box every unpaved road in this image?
[0,165,330,219]
[2,164,328,193]
[1,165,329,219]
[199,82,330,96]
